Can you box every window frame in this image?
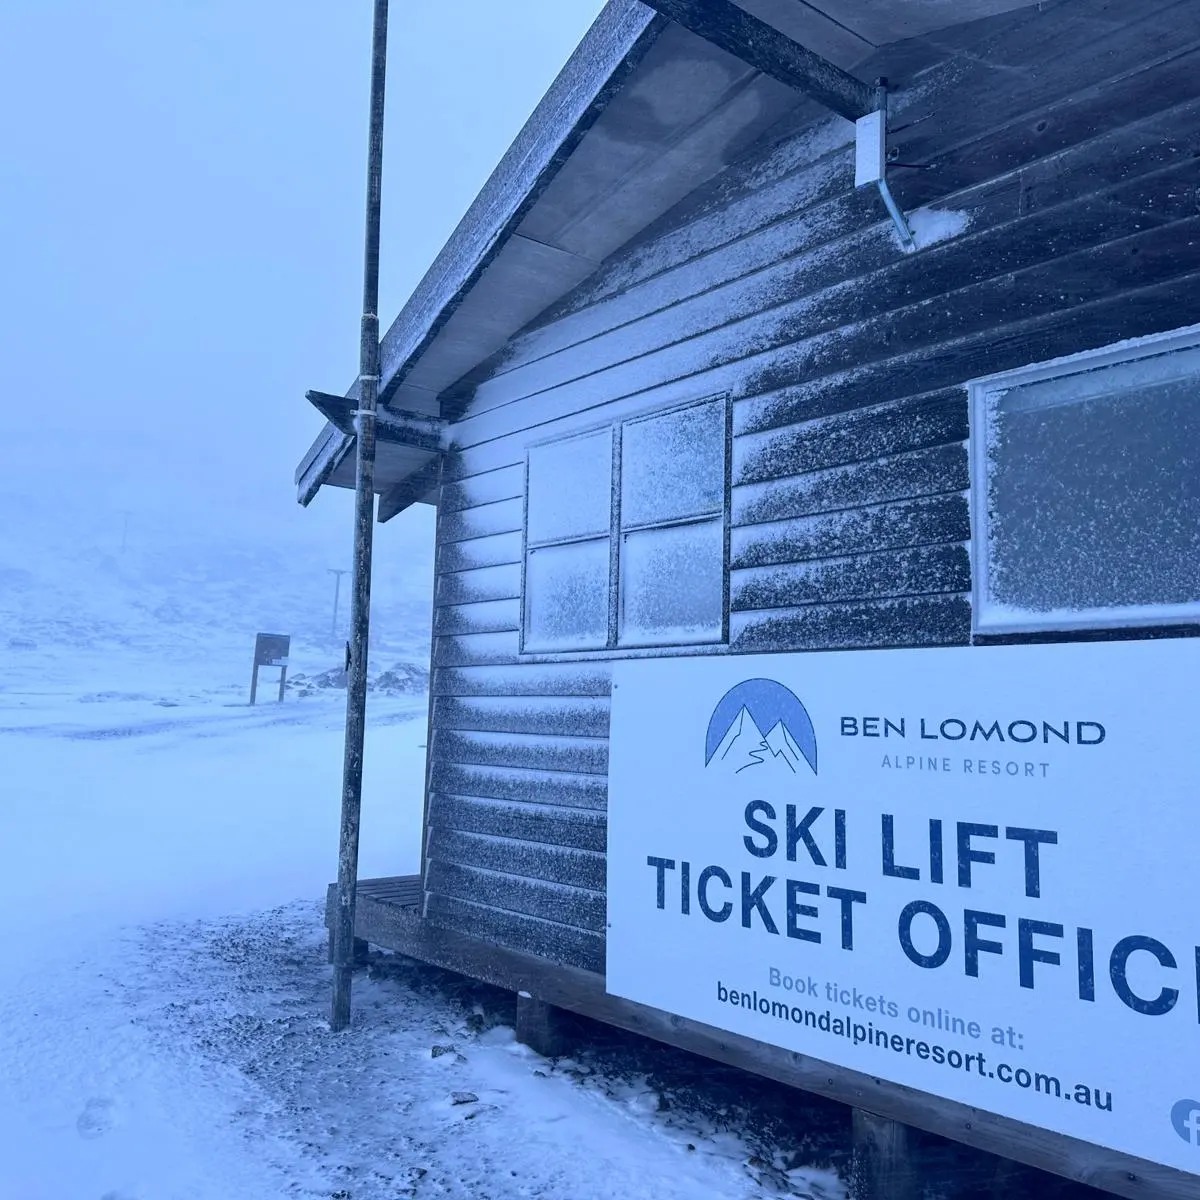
[520,426,616,654]
[520,393,731,655]
[968,323,1200,636]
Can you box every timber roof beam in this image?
[377,458,442,524]
[638,0,875,122]
[305,389,445,453]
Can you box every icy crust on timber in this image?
[434,694,610,737]
[430,761,606,811]
[425,858,605,932]
[435,728,609,775]
[427,859,604,931]
[533,110,860,323]
[446,149,1200,465]
[437,532,522,574]
[465,11,1181,410]
[427,827,605,891]
[732,494,971,569]
[731,594,971,652]
[426,892,604,973]
[452,171,1200,453]
[468,198,972,420]
[434,631,520,667]
[735,394,967,485]
[731,443,969,532]
[432,663,611,697]
[439,464,524,514]
[435,563,522,606]
[454,200,980,440]
[450,27,1200,440]
[439,497,523,544]
[429,794,606,852]
[426,669,617,949]
[433,599,520,636]
[480,120,856,382]
[730,543,970,611]
[445,259,1200,499]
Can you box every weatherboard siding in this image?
[422,0,1200,970]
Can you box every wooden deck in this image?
[326,876,1194,1200]
[355,875,423,908]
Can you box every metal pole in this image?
[331,0,388,1033]
[873,78,915,252]
[328,568,348,641]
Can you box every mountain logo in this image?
[704,678,817,777]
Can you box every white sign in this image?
[606,641,1200,1174]
[855,109,886,188]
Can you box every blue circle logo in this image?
[1170,1098,1200,1145]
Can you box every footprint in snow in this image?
[76,1097,117,1139]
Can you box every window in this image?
[522,396,728,652]
[969,326,1200,634]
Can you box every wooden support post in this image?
[327,934,370,966]
[277,665,288,702]
[515,992,570,1058]
[987,1155,1050,1199]
[850,1109,918,1200]
[249,663,259,706]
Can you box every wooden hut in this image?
[296,2,1200,1195]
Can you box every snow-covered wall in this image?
[419,0,1200,972]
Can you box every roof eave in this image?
[373,0,669,407]
[294,0,669,508]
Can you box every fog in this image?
[0,0,604,631]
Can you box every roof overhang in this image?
[296,0,1040,519]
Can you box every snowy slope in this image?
[0,487,435,699]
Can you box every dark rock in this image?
[287,660,428,696]
[373,662,430,695]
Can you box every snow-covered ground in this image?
[0,504,1096,1199]
[0,663,855,1200]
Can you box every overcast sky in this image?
[0,0,605,554]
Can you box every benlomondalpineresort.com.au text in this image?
[716,981,1113,1112]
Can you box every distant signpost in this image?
[250,633,291,705]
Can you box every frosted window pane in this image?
[622,399,724,527]
[620,520,723,645]
[527,431,612,544]
[985,354,1200,617]
[525,539,610,649]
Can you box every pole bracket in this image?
[855,80,916,251]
